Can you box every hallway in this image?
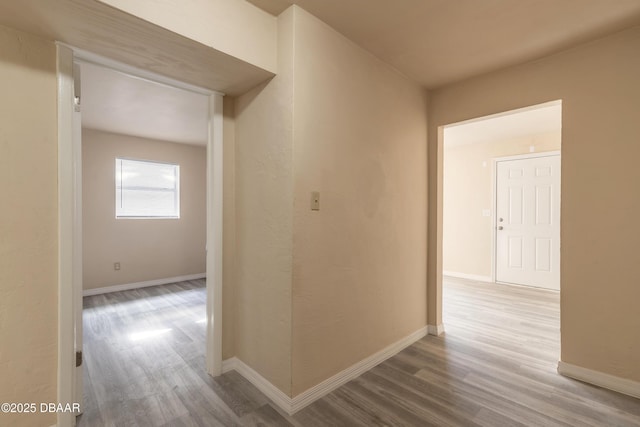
[79,278,640,426]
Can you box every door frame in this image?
[491,151,561,284]
[56,44,225,427]
[432,99,563,334]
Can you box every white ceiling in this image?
[247,0,640,88]
[81,62,209,145]
[444,102,562,147]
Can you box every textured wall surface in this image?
[429,25,640,382]
[96,0,277,73]
[290,7,428,395]
[232,6,429,397]
[0,24,57,427]
[233,8,295,395]
[82,129,206,289]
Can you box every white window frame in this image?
[115,157,181,219]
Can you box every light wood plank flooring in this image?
[79,277,640,426]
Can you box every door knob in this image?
[498,226,503,230]
[499,218,504,222]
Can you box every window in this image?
[115,158,180,218]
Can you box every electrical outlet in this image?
[114,262,121,271]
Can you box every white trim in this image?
[56,44,77,427]
[494,280,559,293]
[493,150,561,163]
[65,44,224,97]
[74,49,224,376]
[443,271,492,283]
[57,45,225,427]
[291,326,428,414]
[206,93,224,377]
[221,357,236,373]
[427,324,445,336]
[72,61,84,415]
[82,273,206,296]
[558,361,640,399]
[221,357,292,413]
[444,100,562,129]
[222,326,428,415]
[439,100,563,331]
[490,157,497,282]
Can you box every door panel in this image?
[536,186,552,225]
[535,238,552,271]
[509,186,524,224]
[496,155,560,290]
[508,236,523,268]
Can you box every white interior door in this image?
[495,154,560,290]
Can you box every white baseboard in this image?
[443,271,492,283]
[557,361,640,399]
[291,325,428,413]
[221,357,292,413]
[83,273,206,296]
[427,324,445,336]
[222,325,428,415]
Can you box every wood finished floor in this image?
[79,277,640,426]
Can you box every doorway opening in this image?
[440,100,562,362]
[57,45,224,425]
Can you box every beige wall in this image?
[82,129,206,290]
[233,8,295,395]
[97,0,277,73]
[0,24,57,427]
[290,7,428,395]
[443,132,561,278]
[429,25,640,382]
[232,5,428,397]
